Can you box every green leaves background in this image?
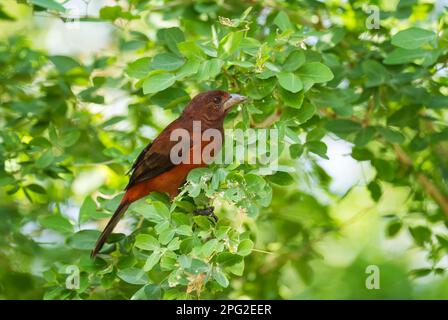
[1,0,448,300]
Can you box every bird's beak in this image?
[223,94,247,111]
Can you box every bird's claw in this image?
[194,206,218,222]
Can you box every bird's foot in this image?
[194,206,218,222]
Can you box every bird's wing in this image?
[126,142,152,176]
[125,119,192,190]
[125,151,175,190]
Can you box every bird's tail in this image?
[91,201,130,258]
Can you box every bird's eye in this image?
[213,97,221,105]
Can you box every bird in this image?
[91,90,246,258]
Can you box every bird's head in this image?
[182,90,246,122]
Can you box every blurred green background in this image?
[1,0,448,299]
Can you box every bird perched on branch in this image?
[91,90,246,258]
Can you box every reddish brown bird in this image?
[91,90,246,257]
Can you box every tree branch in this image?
[393,145,448,217]
[250,109,281,128]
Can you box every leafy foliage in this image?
[0,0,448,299]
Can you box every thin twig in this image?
[252,248,274,254]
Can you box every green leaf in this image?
[0,176,15,187]
[135,234,159,251]
[188,259,210,274]
[278,87,304,108]
[196,58,224,81]
[410,268,432,279]
[409,226,432,247]
[79,197,96,224]
[36,151,54,169]
[143,251,162,271]
[157,27,185,56]
[176,225,193,236]
[127,57,152,79]
[294,260,314,285]
[436,235,448,250]
[159,229,175,245]
[49,56,81,73]
[0,6,15,20]
[39,215,73,233]
[276,72,303,93]
[307,128,325,142]
[177,41,206,60]
[59,130,81,147]
[213,268,229,288]
[30,137,52,148]
[193,216,213,230]
[383,48,431,65]
[216,252,243,267]
[289,144,304,159]
[137,201,170,222]
[79,196,110,224]
[296,102,316,123]
[145,284,162,299]
[117,268,149,285]
[99,6,123,20]
[325,119,362,135]
[316,27,346,51]
[386,221,402,238]
[426,95,448,109]
[175,60,200,80]
[143,73,175,94]
[167,237,181,251]
[229,61,254,68]
[297,62,334,84]
[245,174,266,193]
[378,127,405,144]
[150,53,185,71]
[391,28,436,49]
[273,11,293,32]
[201,239,218,258]
[228,260,245,276]
[237,239,254,256]
[220,31,244,57]
[354,127,376,147]
[256,69,276,79]
[131,284,161,300]
[67,230,101,250]
[246,78,276,99]
[368,180,382,201]
[373,159,395,181]
[178,255,192,269]
[387,106,419,127]
[306,141,328,159]
[26,184,46,194]
[362,60,389,87]
[283,50,305,72]
[266,172,294,186]
[150,87,189,109]
[32,0,66,12]
[265,62,281,73]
